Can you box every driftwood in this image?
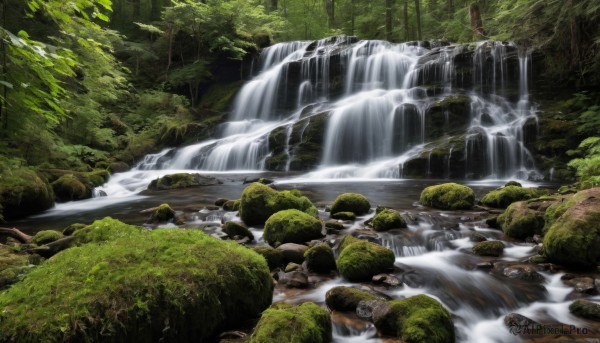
[0,227,33,244]
[26,236,75,258]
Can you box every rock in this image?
[239,183,317,226]
[263,209,323,247]
[372,273,402,287]
[337,235,363,253]
[356,299,388,320]
[250,302,331,343]
[419,183,475,210]
[31,230,63,245]
[0,168,54,220]
[284,262,301,272]
[544,191,600,268]
[277,270,309,288]
[485,216,499,229]
[51,174,91,202]
[372,295,455,343]
[222,221,254,241]
[504,313,539,328]
[243,177,273,185]
[476,262,494,269]
[472,240,504,257]
[529,255,548,263]
[222,200,240,211]
[469,232,487,242]
[497,201,545,239]
[324,221,344,231]
[569,300,600,321]
[276,243,309,264]
[0,221,273,342]
[148,204,176,223]
[330,193,371,216]
[253,246,284,270]
[108,161,129,173]
[370,209,406,231]
[304,243,336,273]
[504,181,522,187]
[215,198,228,206]
[331,211,356,220]
[0,246,35,290]
[325,286,385,312]
[147,173,221,190]
[62,223,87,236]
[502,265,545,282]
[570,277,597,294]
[480,186,547,208]
[337,240,395,281]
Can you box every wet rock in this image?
[532,234,543,244]
[147,173,221,190]
[569,277,597,294]
[222,221,254,241]
[569,300,600,321]
[304,243,336,273]
[239,183,317,225]
[253,246,284,270]
[480,186,547,209]
[242,177,273,185]
[356,299,388,320]
[331,211,356,220]
[476,262,494,270]
[325,286,385,312]
[147,204,176,223]
[276,243,309,264]
[372,273,402,287]
[214,198,228,206]
[337,240,395,281]
[401,270,426,288]
[419,183,475,210]
[330,193,371,216]
[472,240,504,257]
[497,201,545,239]
[485,216,499,229]
[529,255,548,264]
[222,200,240,211]
[250,302,331,342]
[284,262,301,273]
[264,209,323,247]
[324,220,345,231]
[277,270,309,288]
[504,313,540,328]
[469,232,487,242]
[370,209,406,232]
[502,265,545,282]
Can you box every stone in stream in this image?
[147,173,221,190]
[276,243,309,264]
[214,198,228,206]
[370,209,407,232]
[356,299,389,321]
[569,300,600,321]
[504,313,540,329]
[147,203,176,223]
[480,185,547,209]
[336,240,395,282]
[372,273,402,287]
[564,277,597,294]
[330,211,356,220]
[324,220,345,231]
[469,232,487,242]
[222,200,240,211]
[263,209,323,247]
[501,265,545,283]
[472,240,504,257]
[325,286,386,312]
[304,243,336,274]
[222,221,254,241]
[276,270,309,288]
[330,193,371,216]
[419,183,475,210]
[252,246,284,270]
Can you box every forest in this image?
[0,0,600,342]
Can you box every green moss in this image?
[198,81,244,112]
[480,186,548,208]
[73,217,143,244]
[331,211,356,220]
[338,235,362,253]
[148,203,176,223]
[223,221,254,240]
[239,183,317,226]
[504,181,522,187]
[472,241,504,257]
[544,197,576,229]
[223,199,241,211]
[0,224,273,342]
[337,241,395,282]
[497,202,545,239]
[51,174,90,201]
[330,193,371,215]
[62,223,87,236]
[263,209,323,247]
[371,209,407,231]
[148,173,195,190]
[0,167,54,220]
[419,183,474,210]
[31,230,63,245]
[252,246,284,270]
[380,295,455,343]
[0,246,32,290]
[324,221,344,231]
[325,286,384,312]
[569,300,600,321]
[304,244,336,273]
[250,302,331,343]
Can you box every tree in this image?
[469,2,486,39]
[385,0,392,41]
[414,0,422,40]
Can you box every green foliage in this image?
[567,137,600,189]
[74,217,143,244]
[263,209,323,247]
[330,193,371,216]
[325,286,384,312]
[0,221,274,342]
[336,240,395,282]
[31,230,63,245]
[419,183,474,210]
[480,186,548,209]
[371,209,407,231]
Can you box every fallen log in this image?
[0,227,33,244]
[26,236,76,258]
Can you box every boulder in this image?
[501,265,545,282]
[356,299,389,320]
[147,173,221,190]
[51,174,90,202]
[252,246,284,270]
[239,183,317,226]
[222,221,254,241]
[337,241,395,281]
[330,193,371,215]
[480,186,547,208]
[324,221,345,231]
[276,243,309,264]
[0,168,54,219]
[263,209,323,247]
[370,209,406,231]
[325,286,385,312]
[331,211,356,220]
[419,183,474,210]
[277,270,309,288]
[148,204,176,223]
[497,201,545,239]
[472,240,504,257]
[31,230,63,246]
[304,243,336,273]
[223,200,240,211]
[569,300,600,321]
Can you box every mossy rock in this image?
[337,241,395,282]
[472,240,504,257]
[0,222,273,342]
[31,230,64,245]
[480,186,548,209]
[63,223,87,236]
[569,300,600,321]
[504,181,522,187]
[419,183,474,210]
[263,209,323,247]
[250,302,331,343]
[0,168,54,220]
[330,193,371,216]
[543,195,600,268]
[252,246,284,270]
[325,286,385,312]
[51,174,90,202]
[374,295,455,343]
[239,183,317,226]
[0,246,32,290]
[324,221,344,231]
[371,209,407,232]
[223,199,241,211]
[149,203,176,223]
[338,235,363,253]
[304,243,336,273]
[497,201,545,239]
[73,217,144,244]
[198,81,244,112]
[331,211,356,220]
[147,173,221,190]
[223,221,254,240]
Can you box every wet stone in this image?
[372,273,402,287]
[502,265,545,283]
[571,277,597,294]
[504,313,540,328]
[277,271,309,288]
[356,299,388,321]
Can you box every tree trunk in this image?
[26,236,75,258]
[0,227,33,244]
[385,0,392,41]
[325,0,335,28]
[271,0,277,11]
[166,24,173,78]
[469,3,486,39]
[570,16,581,73]
[1,0,7,132]
[414,0,422,40]
[403,0,409,41]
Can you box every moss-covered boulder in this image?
[0,168,54,219]
[31,230,63,245]
[569,300,600,321]
[223,221,254,240]
[74,217,143,244]
[331,211,356,220]
[51,174,90,202]
[149,203,176,223]
[472,240,504,257]
[147,173,221,190]
[250,302,331,343]
[371,209,407,231]
[252,246,284,270]
[543,195,600,268]
[62,223,87,236]
[419,183,474,210]
[497,201,545,239]
[0,223,273,342]
[373,295,455,343]
[263,209,323,247]
[338,235,363,253]
[0,246,34,290]
[480,186,547,208]
[337,241,395,282]
[330,193,371,216]
[324,221,345,231]
[239,183,317,226]
[304,243,336,273]
[223,199,241,211]
[325,286,385,312]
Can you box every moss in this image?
[31,230,64,245]
[338,235,362,253]
[504,181,522,187]
[331,211,356,220]
[330,193,371,215]
[371,209,407,232]
[263,209,323,247]
[198,81,244,112]
[223,199,241,211]
[419,183,474,210]
[324,221,344,231]
[73,217,143,244]
[239,183,317,226]
[480,186,548,208]
[51,174,90,201]
[250,302,331,343]
[544,197,577,229]
[304,244,336,273]
[0,167,54,220]
[252,246,284,270]
[497,202,545,239]
[337,241,395,282]
[569,300,600,321]
[0,223,273,342]
[325,286,384,312]
[472,241,504,257]
[377,295,455,343]
[223,221,254,240]
[63,223,87,236]
[0,246,32,290]
[147,173,220,190]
